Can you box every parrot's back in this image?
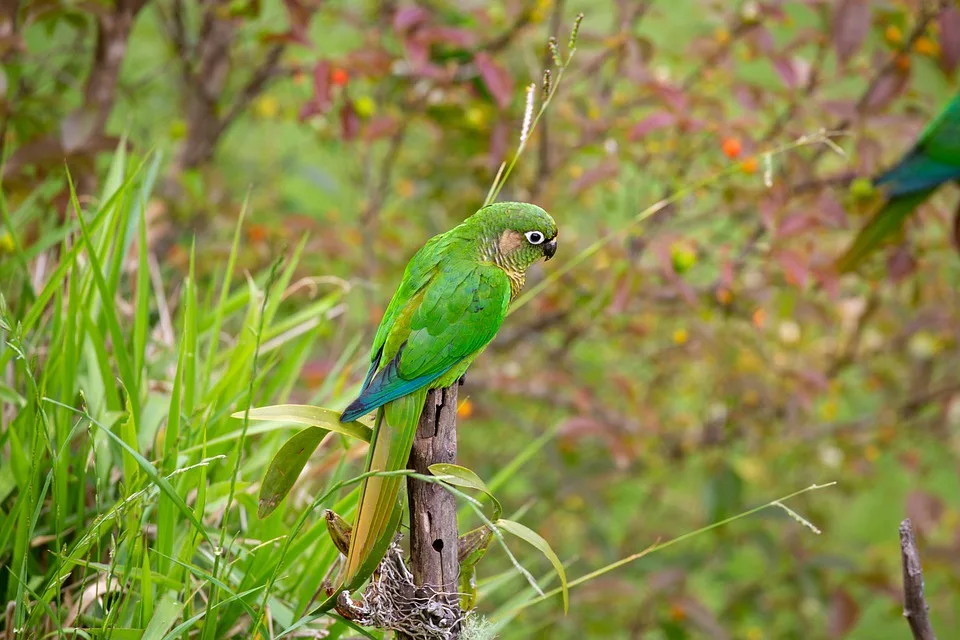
[338,202,558,586]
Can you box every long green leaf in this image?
[45,398,213,545]
[142,590,182,640]
[429,463,502,520]
[258,426,329,518]
[496,519,568,614]
[233,404,373,442]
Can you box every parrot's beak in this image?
[543,237,558,260]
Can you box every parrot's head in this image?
[471,201,558,269]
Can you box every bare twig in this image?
[899,518,937,640]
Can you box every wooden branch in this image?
[405,385,462,637]
[900,518,937,640]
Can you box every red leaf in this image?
[750,27,775,54]
[652,82,688,111]
[474,52,514,110]
[489,118,508,169]
[953,202,960,256]
[863,66,910,113]
[733,85,763,111]
[629,112,676,139]
[571,160,618,194]
[340,100,360,141]
[363,116,399,141]
[422,26,476,48]
[832,0,870,65]
[886,243,916,281]
[299,60,333,122]
[772,56,798,89]
[827,588,860,638]
[282,0,315,45]
[816,192,847,229]
[906,490,944,536]
[393,6,430,32]
[778,250,810,288]
[778,213,817,237]
[940,7,960,75]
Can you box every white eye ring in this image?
[525,231,545,245]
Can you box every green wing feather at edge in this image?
[837,91,960,273]
[342,262,513,585]
[835,190,935,273]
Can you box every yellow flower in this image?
[254,95,280,119]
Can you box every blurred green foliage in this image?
[2,0,960,638]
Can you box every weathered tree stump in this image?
[405,385,461,637]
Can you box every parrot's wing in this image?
[839,91,960,271]
[341,263,511,421]
[356,235,448,395]
[341,263,511,584]
[874,152,960,197]
[835,189,935,273]
[875,93,960,195]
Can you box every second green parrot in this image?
[338,202,558,585]
[836,90,960,272]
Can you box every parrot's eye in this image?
[525,231,545,245]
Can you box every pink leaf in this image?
[312,59,331,106]
[629,112,676,139]
[340,100,359,141]
[422,26,476,48]
[474,52,514,110]
[571,160,618,194]
[778,250,810,288]
[750,27,775,54]
[886,243,916,281]
[772,56,798,89]
[940,7,960,75]
[393,6,430,32]
[827,589,860,638]
[489,118,508,169]
[863,66,910,113]
[363,116,399,141]
[733,85,762,111]
[778,213,817,237]
[832,0,870,65]
[816,192,847,229]
[299,60,332,121]
[652,82,687,111]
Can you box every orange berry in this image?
[894,53,911,72]
[457,399,473,419]
[247,224,268,244]
[331,67,349,86]
[742,156,759,174]
[914,36,939,57]
[884,25,903,45]
[722,137,742,159]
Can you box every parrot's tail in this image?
[835,189,934,273]
[343,388,427,586]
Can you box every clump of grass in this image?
[0,147,362,638]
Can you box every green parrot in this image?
[836,90,960,272]
[338,201,558,585]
